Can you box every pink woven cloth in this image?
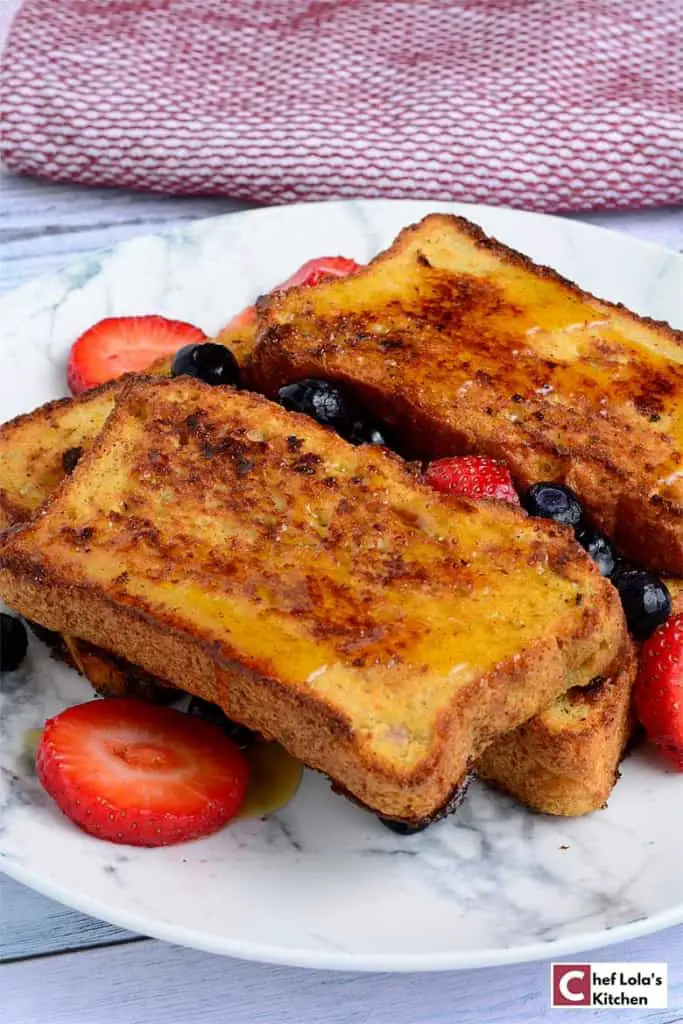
[1,0,681,212]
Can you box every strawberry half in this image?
[219,256,361,333]
[634,613,683,769]
[67,315,206,394]
[36,699,250,846]
[424,456,520,504]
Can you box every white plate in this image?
[1,199,683,972]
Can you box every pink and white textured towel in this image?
[1,0,681,212]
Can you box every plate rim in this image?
[1,852,679,972]
[2,196,683,971]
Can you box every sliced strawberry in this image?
[424,456,520,504]
[36,699,249,846]
[221,306,258,333]
[278,256,361,289]
[634,613,683,769]
[219,256,361,333]
[67,316,206,394]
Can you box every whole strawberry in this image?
[634,613,683,769]
[424,455,520,505]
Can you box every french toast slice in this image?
[478,642,637,816]
[0,317,256,531]
[0,320,659,817]
[475,579,683,815]
[254,213,683,574]
[0,317,256,696]
[0,375,178,699]
[0,377,625,824]
[0,379,124,531]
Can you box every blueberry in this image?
[277,379,352,431]
[576,526,616,578]
[277,378,388,447]
[1,613,28,672]
[612,567,671,640]
[348,421,389,446]
[522,482,584,528]
[187,696,254,748]
[171,343,240,388]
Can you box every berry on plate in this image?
[171,342,241,388]
[187,696,255,749]
[635,613,683,768]
[222,305,258,332]
[612,566,671,640]
[521,481,584,528]
[36,699,249,846]
[424,456,520,504]
[219,256,361,333]
[277,378,388,447]
[67,316,206,394]
[575,525,616,578]
[0,612,28,672]
[278,256,361,289]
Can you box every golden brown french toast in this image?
[0,312,658,818]
[0,372,639,821]
[0,377,625,825]
[0,319,256,531]
[0,374,177,697]
[254,213,683,574]
[0,380,123,531]
[478,578,683,815]
[478,642,637,815]
[0,319,256,698]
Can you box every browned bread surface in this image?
[0,379,123,530]
[477,581,683,816]
[0,377,625,822]
[477,640,637,816]
[0,321,257,698]
[0,317,257,532]
[254,214,683,573]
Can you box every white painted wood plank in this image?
[3,930,683,1024]
[576,205,683,253]
[1,165,682,296]
[0,875,135,962]
[0,167,254,294]
[2,870,683,1021]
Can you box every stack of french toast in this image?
[2,213,682,832]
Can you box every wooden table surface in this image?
[1,163,683,1023]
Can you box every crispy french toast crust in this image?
[0,315,258,532]
[254,213,683,573]
[355,768,474,833]
[0,377,625,823]
[0,376,165,701]
[477,640,637,816]
[0,379,124,530]
[0,557,625,822]
[0,321,257,700]
[25,620,175,702]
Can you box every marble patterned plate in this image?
[1,199,683,972]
